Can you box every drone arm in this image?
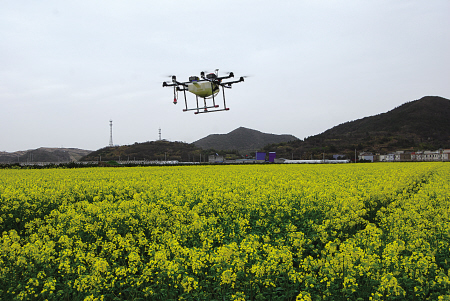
[221,76,244,86]
[174,81,188,87]
[163,82,176,87]
[217,72,234,80]
[162,81,188,88]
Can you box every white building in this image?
[411,149,450,161]
[442,149,450,161]
[358,152,375,162]
[208,155,224,163]
[379,153,395,162]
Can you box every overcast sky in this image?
[1,1,449,152]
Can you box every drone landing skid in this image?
[183,105,219,112]
[194,108,229,115]
[183,87,228,115]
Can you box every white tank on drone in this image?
[187,81,219,98]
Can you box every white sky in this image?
[1,1,449,152]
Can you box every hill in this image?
[80,128,298,162]
[80,140,207,162]
[262,96,450,159]
[0,147,92,163]
[193,127,298,154]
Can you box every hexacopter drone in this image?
[163,69,245,114]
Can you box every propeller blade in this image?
[162,74,178,81]
[222,72,252,78]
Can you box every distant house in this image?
[399,149,450,162]
[412,150,441,161]
[411,151,422,161]
[379,153,395,162]
[398,153,412,161]
[442,149,450,161]
[378,149,450,162]
[208,155,224,163]
[358,152,375,162]
[424,150,441,161]
[394,151,411,162]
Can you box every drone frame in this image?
[163,71,244,114]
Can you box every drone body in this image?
[187,81,219,98]
[163,70,244,114]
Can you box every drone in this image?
[162,69,245,114]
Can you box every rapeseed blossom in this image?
[0,163,449,300]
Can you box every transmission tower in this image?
[109,120,113,147]
[159,127,161,140]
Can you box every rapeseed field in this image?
[0,163,449,300]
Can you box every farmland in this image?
[1,163,449,300]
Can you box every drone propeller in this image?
[200,69,221,78]
[200,69,218,73]
[222,71,252,78]
[162,74,178,81]
[200,70,215,78]
[219,71,234,78]
[161,75,178,87]
[220,72,252,81]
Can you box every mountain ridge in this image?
[80,140,205,162]
[0,147,92,163]
[262,95,450,159]
[193,127,298,154]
